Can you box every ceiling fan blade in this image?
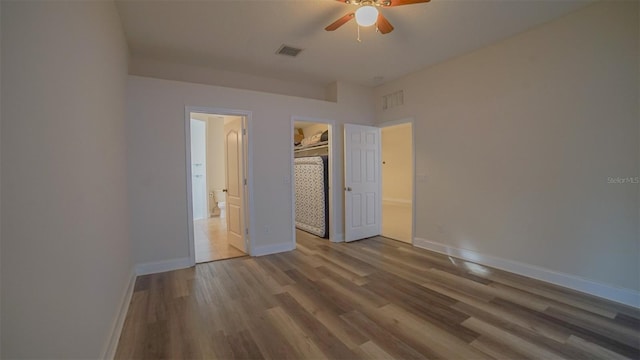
[385,0,430,7]
[376,13,394,34]
[325,12,355,31]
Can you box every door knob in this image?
[345,187,352,192]
[222,189,228,192]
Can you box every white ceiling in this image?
[116,0,591,87]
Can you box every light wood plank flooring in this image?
[116,231,640,359]
[194,216,245,263]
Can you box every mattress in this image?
[294,156,329,238]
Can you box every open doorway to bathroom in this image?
[292,119,333,246]
[190,112,247,263]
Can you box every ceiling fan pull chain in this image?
[357,24,362,42]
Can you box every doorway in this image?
[291,118,334,247]
[187,110,251,264]
[341,121,414,244]
[380,121,414,243]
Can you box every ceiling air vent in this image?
[276,44,303,57]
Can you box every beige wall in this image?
[375,1,639,296]
[130,56,328,101]
[381,123,413,203]
[1,1,132,357]
[127,78,374,263]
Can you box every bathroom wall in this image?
[205,116,226,209]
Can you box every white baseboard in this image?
[413,237,640,308]
[101,269,136,359]
[135,257,192,276]
[253,241,296,256]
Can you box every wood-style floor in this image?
[115,231,640,359]
[194,216,245,263]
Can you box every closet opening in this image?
[381,121,414,244]
[291,118,334,247]
[187,110,250,263]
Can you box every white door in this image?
[344,124,381,242]
[190,119,207,220]
[224,117,247,253]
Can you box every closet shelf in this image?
[294,141,328,153]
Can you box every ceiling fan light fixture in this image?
[355,6,378,27]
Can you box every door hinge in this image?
[244,178,247,185]
[242,128,247,135]
[245,228,249,235]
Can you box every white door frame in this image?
[185,106,254,265]
[379,117,416,245]
[290,116,337,244]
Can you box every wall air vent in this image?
[382,90,404,110]
[276,44,303,57]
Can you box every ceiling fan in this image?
[325,0,431,35]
